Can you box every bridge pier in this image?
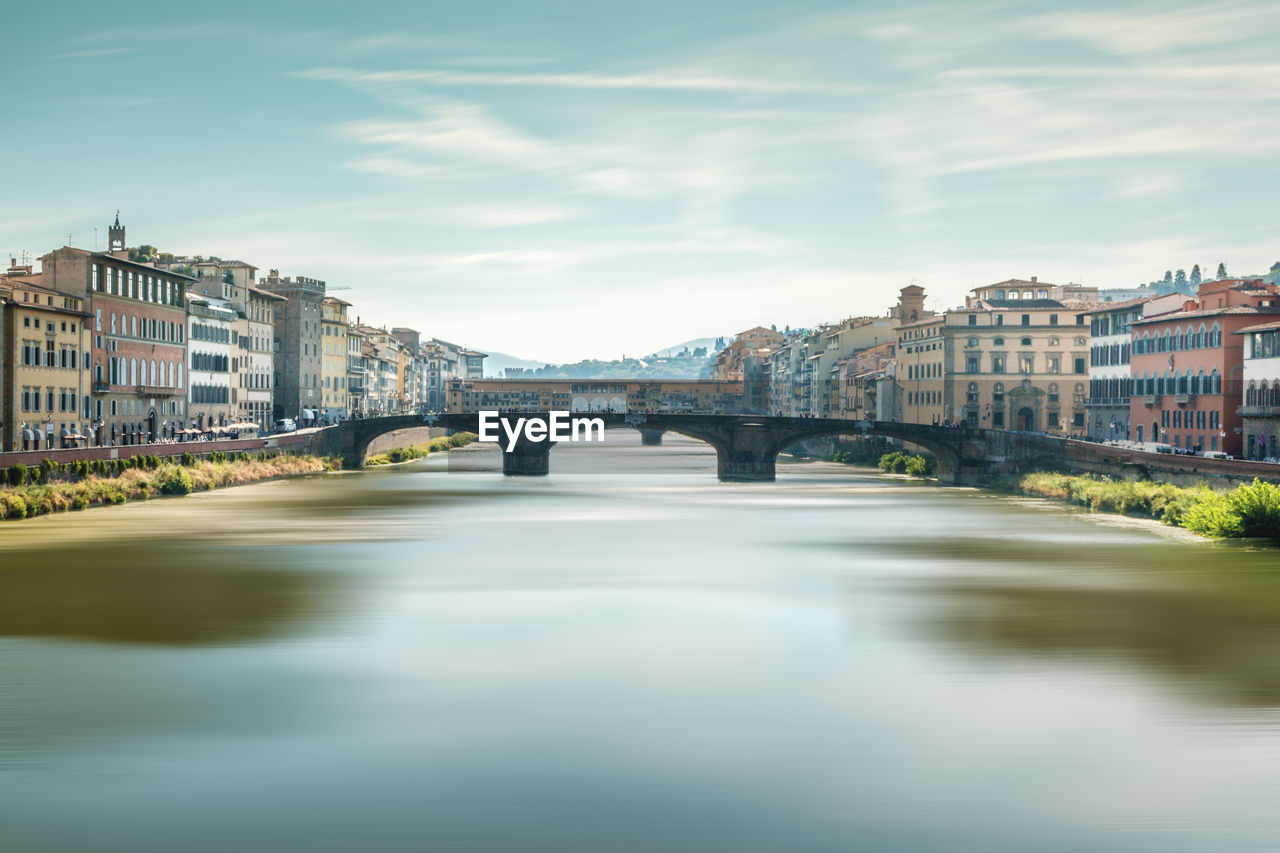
[502,440,552,476]
[639,427,665,446]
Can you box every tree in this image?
[693,346,708,358]
[1163,270,1173,285]
[1217,262,1228,279]
[714,337,726,350]
[1174,269,1188,288]
[1190,264,1201,286]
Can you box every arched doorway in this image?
[1151,421,1160,441]
[1017,407,1034,432]
[147,410,157,444]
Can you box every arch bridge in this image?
[314,412,1072,484]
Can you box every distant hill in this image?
[646,337,726,358]
[480,350,548,377]
[479,336,729,378]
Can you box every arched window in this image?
[1210,369,1221,395]
[177,363,184,389]
[1194,370,1205,395]
[150,359,157,387]
[1210,323,1221,347]
[1021,337,1032,346]
[1197,323,1207,348]
[129,358,137,386]
[966,382,978,403]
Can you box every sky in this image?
[4,0,1280,362]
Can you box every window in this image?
[967,315,977,326]
[1020,337,1032,346]
[1048,411,1060,428]
[1049,314,1058,326]
[996,315,1004,326]
[967,382,978,403]
[1074,357,1086,374]
[966,357,979,373]
[1019,356,1033,374]
[1021,314,1030,326]
[1047,356,1060,374]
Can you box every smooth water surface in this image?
[3,434,1280,852]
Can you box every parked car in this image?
[1201,450,1232,459]
[273,418,297,433]
[1150,443,1175,454]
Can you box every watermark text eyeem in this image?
[477,411,605,451]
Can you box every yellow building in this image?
[896,279,1098,433]
[1,274,93,451]
[321,296,351,419]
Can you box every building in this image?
[896,278,1098,433]
[422,339,460,412]
[0,272,93,451]
[1083,293,1186,441]
[175,256,273,433]
[346,323,368,416]
[446,379,745,414]
[241,286,282,432]
[186,295,237,430]
[322,297,353,420]
[833,341,895,420]
[461,348,486,379]
[258,270,325,425]
[1238,320,1280,460]
[1129,278,1280,455]
[36,230,192,445]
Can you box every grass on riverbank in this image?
[365,432,478,466]
[992,471,1280,543]
[0,452,339,520]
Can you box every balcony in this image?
[92,381,111,393]
[1084,397,1130,407]
[135,385,180,397]
[1139,395,1158,405]
[1237,404,1280,418]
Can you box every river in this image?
[2,433,1279,852]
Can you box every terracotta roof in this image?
[1132,305,1280,326]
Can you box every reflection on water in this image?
[0,542,342,646]
[2,433,1279,853]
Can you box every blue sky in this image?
[4,0,1280,362]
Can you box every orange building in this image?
[1129,279,1280,455]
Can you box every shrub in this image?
[0,492,28,519]
[72,495,89,510]
[904,455,931,478]
[39,458,55,478]
[7,463,27,487]
[153,466,194,496]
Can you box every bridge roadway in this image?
[311,411,1280,486]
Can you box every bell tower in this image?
[108,211,125,252]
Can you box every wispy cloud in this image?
[297,66,866,96]
[54,47,136,59]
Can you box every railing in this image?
[135,385,180,397]
[92,381,110,393]
[1084,397,1131,406]
[1237,404,1280,417]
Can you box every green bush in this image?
[72,495,89,511]
[180,451,195,466]
[0,492,27,519]
[7,463,27,487]
[153,466,194,496]
[904,455,932,478]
